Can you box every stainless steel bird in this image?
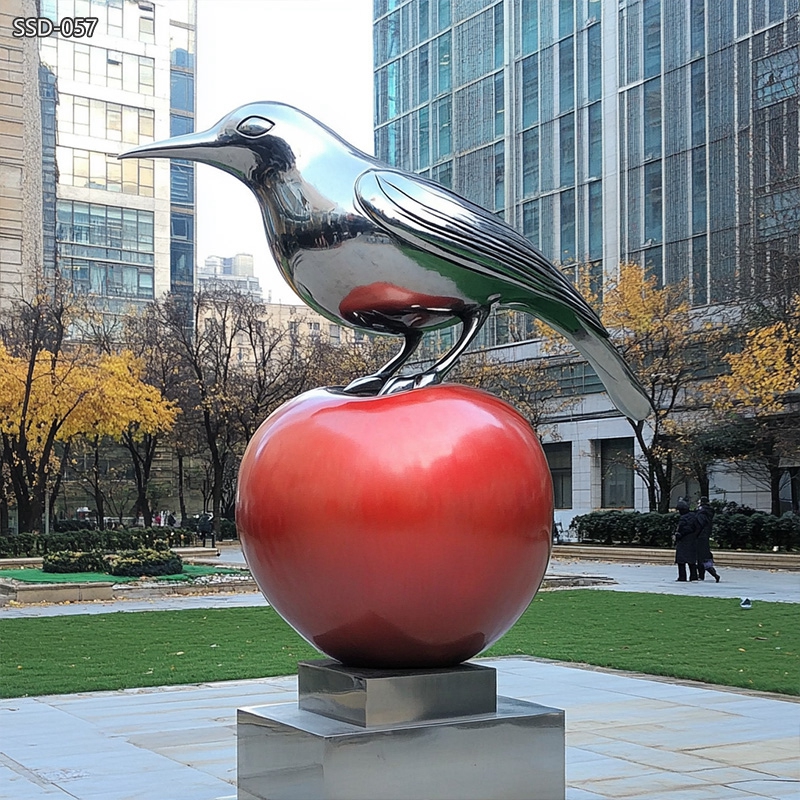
[120,102,651,421]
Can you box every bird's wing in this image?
[354,169,606,338]
[355,169,652,422]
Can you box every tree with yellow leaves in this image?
[0,292,176,532]
[596,262,727,512]
[707,294,800,514]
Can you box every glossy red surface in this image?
[236,384,553,668]
[339,281,463,320]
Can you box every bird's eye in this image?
[236,116,275,138]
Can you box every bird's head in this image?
[119,101,341,183]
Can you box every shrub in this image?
[219,518,237,540]
[42,550,108,574]
[0,528,196,559]
[568,509,800,551]
[107,549,183,577]
[570,511,644,545]
[635,512,678,547]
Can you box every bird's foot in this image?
[343,374,386,396]
[379,371,441,396]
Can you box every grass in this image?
[0,591,797,699]
[0,565,247,584]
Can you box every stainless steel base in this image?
[238,666,565,800]
[297,658,497,727]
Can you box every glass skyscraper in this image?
[374,0,798,307]
[373,0,799,521]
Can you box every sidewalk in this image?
[2,556,798,799]
[1,658,797,800]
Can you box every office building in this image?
[373,0,799,521]
[198,253,264,301]
[28,0,198,313]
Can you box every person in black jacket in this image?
[695,497,721,582]
[674,499,700,581]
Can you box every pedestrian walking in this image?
[695,496,721,582]
[674,499,700,581]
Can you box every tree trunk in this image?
[0,496,8,532]
[177,452,187,526]
[212,458,223,535]
[656,451,673,513]
[92,437,106,530]
[770,465,783,517]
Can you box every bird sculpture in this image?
[120,102,651,421]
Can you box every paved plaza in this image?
[1,556,798,799]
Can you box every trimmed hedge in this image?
[107,549,183,577]
[0,528,197,559]
[569,510,800,551]
[42,550,108,574]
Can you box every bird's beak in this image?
[119,128,219,162]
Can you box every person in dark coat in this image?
[695,497,721,582]
[674,499,700,581]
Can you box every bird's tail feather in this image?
[554,325,652,422]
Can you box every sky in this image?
[194,0,375,303]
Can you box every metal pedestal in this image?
[237,660,565,800]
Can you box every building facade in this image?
[198,253,264,301]
[373,0,799,523]
[34,0,197,314]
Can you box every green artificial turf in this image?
[0,565,247,583]
[0,591,797,699]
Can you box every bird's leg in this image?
[343,329,424,396]
[380,306,491,395]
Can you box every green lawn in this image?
[1,591,797,699]
[0,565,247,583]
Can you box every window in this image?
[432,159,452,188]
[493,2,504,69]
[170,71,194,112]
[494,141,505,211]
[600,438,634,508]
[386,60,399,119]
[692,147,706,234]
[559,38,574,112]
[588,101,602,178]
[544,442,572,509]
[56,148,154,196]
[436,0,450,31]
[171,213,192,240]
[433,97,451,160]
[691,60,706,145]
[587,22,602,102]
[521,54,539,127]
[558,0,574,38]
[588,180,603,260]
[690,0,705,57]
[522,200,539,247]
[139,13,155,43]
[170,162,194,205]
[418,105,430,169]
[170,24,195,67]
[642,0,661,78]
[522,128,539,196]
[494,72,504,137]
[560,113,575,186]
[436,31,451,95]
[644,161,662,242]
[520,0,538,55]
[56,200,155,263]
[418,0,429,41]
[418,43,430,103]
[643,78,661,158]
[560,189,576,261]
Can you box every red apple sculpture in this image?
[236,384,553,668]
